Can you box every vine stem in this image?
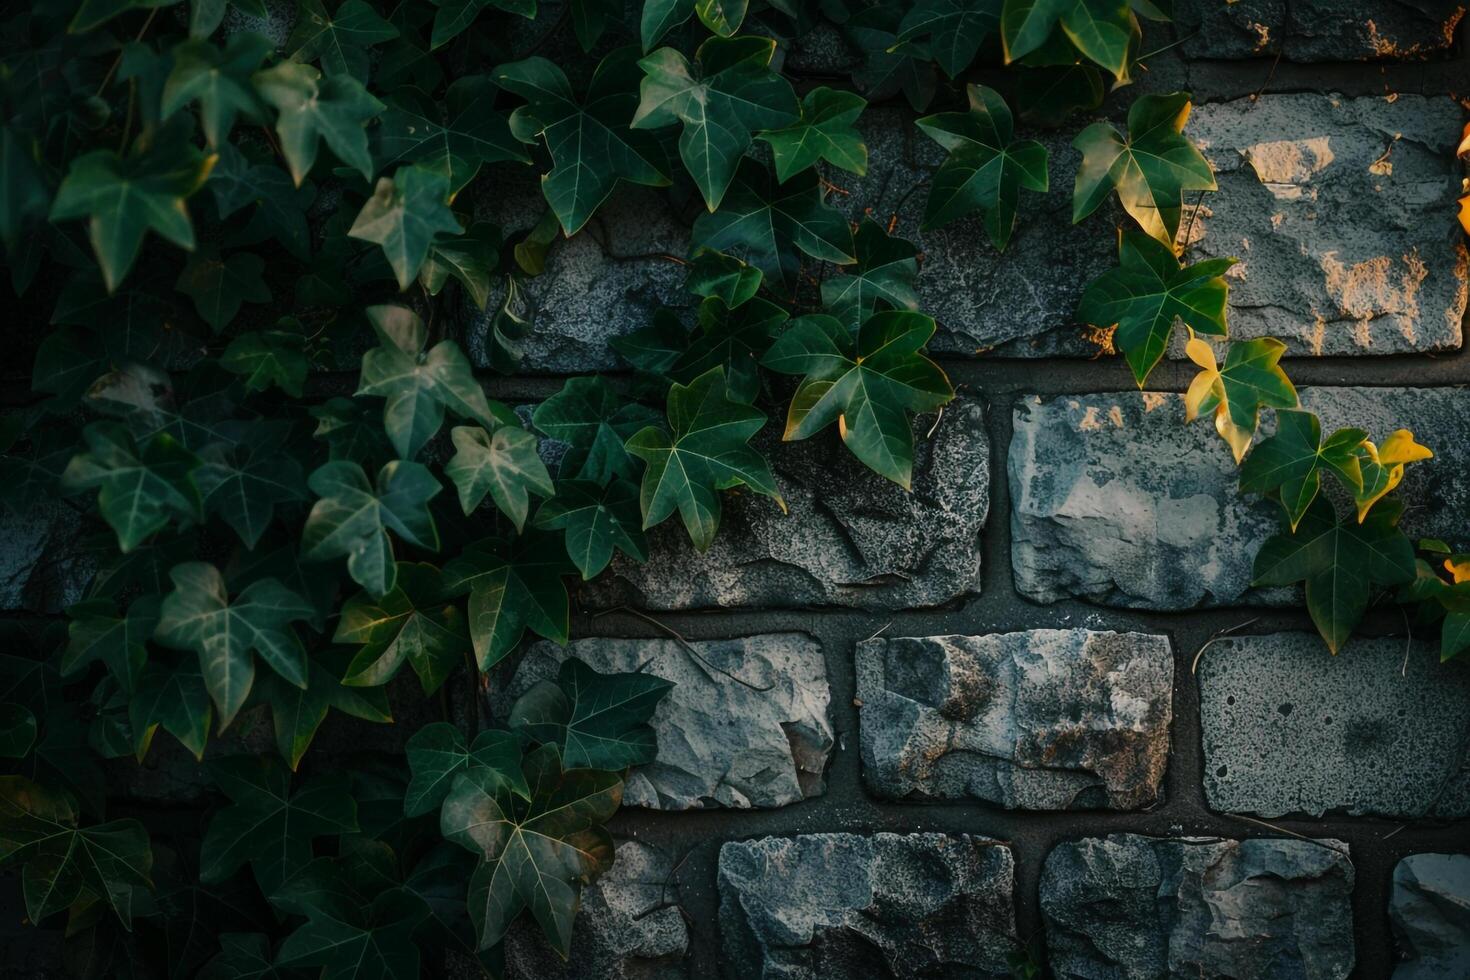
[594,605,775,692]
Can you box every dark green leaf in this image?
[531,376,660,485]
[348,166,462,291]
[404,724,526,817]
[61,423,204,553]
[758,87,868,183]
[534,478,647,580]
[374,77,528,194]
[333,562,470,693]
[445,424,554,528]
[897,0,1003,77]
[254,62,384,186]
[685,248,762,308]
[509,656,672,769]
[820,218,920,329]
[176,248,272,331]
[442,533,571,670]
[301,459,442,597]
[221,328,310,398]
[1239,410,1366,531]
[285,0,399,80]
[162,34,271,147]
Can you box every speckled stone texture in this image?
[0,502,92,612]
[1199,634,1470,818]
[856,630,1173,809]
[718,833,1018,979]
[1183,94,1466,355]
[1041,834,1356,980]
[1009,386,1470,608]
[503,634,833,810]
[586,394,987,611]
[1390,853,1470,979]
[1177,0,1465,60]
[505,840,689,980]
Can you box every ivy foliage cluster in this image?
[0,0,1460,976]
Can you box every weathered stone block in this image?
[506,840,689,980]
[1041,834,1355,980]
[588,394,988,610]
[505,634,832,810]
[1199,633,1470,819]
[719,832,1018,978]
[1009,387,1470,608]
[856,630,1173,809]
[1184,94,1465,355]
[1177,0,1464,61]
[1391,853,1470,979]
[0,501,93,612]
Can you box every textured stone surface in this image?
[588,394,988,611]
[505,840,689,980]
[1010,386,1470,608]
[719,833,1018,978]
[505,634,832,810]
[1177,0,1465,61]
[1390,853,1470,979]
[1183,94,1465,355]
[0,501,93,612]
[1199,633,1470,819]
[856,630,1173,809]
[1041,834,1356,980]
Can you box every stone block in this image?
[1177,0,1464,61]
[1390,853,1470,979]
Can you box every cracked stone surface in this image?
[587,394,988,611]
[0,501,93,612]
[1009,386,1470,608]
[1390,853,1470,979]
[1199,633,1470,819]
[505,839,689,980]
[503,634,833,810]
[718,832,1018,978]
[1177,0,1465,60]
[856,630,1173,810]
[1181,94,1466,356]
[1041,833,1356,980]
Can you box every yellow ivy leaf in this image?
[1457,121,1470,159]
[1353,429,1433,521]
[1446,557,1470,584]
[1183,333,1296,464]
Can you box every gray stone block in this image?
[1041,834,1355,980]
[1391,853,1470,979]
[588,394,988,611]
[0,501,94,612]
[1184,94,1465,355]
[1177,0,1464,61]
[856,630,1173,809]
[1009,386,1470,608]
[505,634,833,810]
[718,832,1018,979]
[505,839,689,980]
[1199,633,1470,819]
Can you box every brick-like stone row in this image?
[1177,0,1465,61]
[506,634,833,810]
[1391,853,1470,978]
[1010,386,1470,609]
[718,833,1019,978]
[1041,834,1356,980]
[856,630,1173,810]
[1199,633,1470,819]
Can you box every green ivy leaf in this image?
[61,595,159,693]
[209,144,314,260]
[162,34,271,148]
[846,5,937,112]
[311,397,395,466]
[445,424,554,529]
[198,932,282,980]
[820,219,920,330]
[1078,229,1235,386]
[129,660,212,761]
[641,0,749,50]
[285,0,399,80]
[333,562,470,693]
[301,460,442,598]
[429,0,536,50]
[176,247,271,331]
[376,77,528,195]
[533,478,647,580]
[625,366,783,550]
[440,743,620,955]
[897,0,1003,78]
[196,423,308,549]
[253,61,384,186]
[0,126,49,252]
[758,87,868,183]
[1352,430,1434,521]
[442,533,571,670]
[404,724,526,817]
[509,656,672,769]
[633,36,798,211]
[1253,496,1417,653]
[1002,0,1137,81]
[1239,409,1366,531]
[531,376,659,485]
[570,0,622,50]
[221,328,310,398]
[1073,91,1215,246]
[762,310,954,488]
[1183,335,1298,464]
[253,659,392,771]
[421,221,501,310]
[348,165,463,291]
[61,423,204,553]
[684,247,762,308]
[272,856,429,978]
[679,296,789,403]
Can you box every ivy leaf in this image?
[0,705,36,759]
[1183,335,1298,464]
[0,776,153,927]
[61,422,204,553]
[333,562,470,694]
[348,166,463,291]
[199,932,283,980]
[375,77,528,196]
[254,658,392,770]
[440,744,620,955]
[570,0,623,50]
[311,397,394,466]
[845,5,937,112]
[633,37,798,211]
[404,724,526,817]
[820,219,920,330]
[355,304,502,459]
[531,376,660,485]
[496,48,671,235]
[221,329,309,398]
[196,423,308,549]
[1252,496,1417,653]
[445,425,554,530]
[1073,91,1215,246]
[625,366,783,550]
[48,147,214,293]
[916,83,1048,247]
[681,296,789,403]
[200,756,358,896]
[253,61,384,186]
[609,307,686,378]
[1239,409,1366,531]
[129,660,212,762]
[442,533,571,670]
[1,126,49,252]
[162,34,271,148]
[61,595,160,693]
[209,144,314,260]
[301,460,442,598]
[757,87,868,183]
[1353,430,1434,522]
[509,657,672,769]
[1078,230,1235,385]
[272,857,428,979]
[533,478,647,580]
[897,0,1003,78]
[1002,0,1137,80]
[429,0,536,50]
[155,562,314,729]
[285,0,399,80]
[684,247,762,308]
[691,160,856,295]
[421,222,501,310]
[640,0,749,50]
[762,310,954,489]
[176,248,271,331]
